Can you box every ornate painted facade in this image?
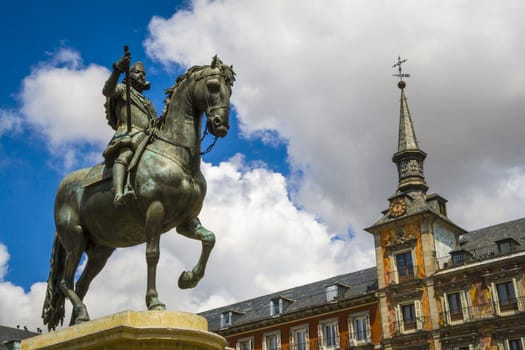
[201,75,525,350]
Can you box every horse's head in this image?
[194,55,235,138]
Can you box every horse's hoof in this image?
[146,295,166,310]
[178,271,200,289]
[75,316,90,325]
[150,303,166,311]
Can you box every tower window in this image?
[395,251,414,281]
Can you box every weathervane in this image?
[392,56,411,81]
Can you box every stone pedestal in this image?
[21,310,226,350]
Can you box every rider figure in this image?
[102,51,158,207]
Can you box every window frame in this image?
[396,300,422,334]
[290,324,309,350]
[236,337,254,350]
[347,311,371,345]
[493,279,520,314]
[220,311,232,328]
[318,317,340,350]
[263,331,281,350]
[443,290,470,324]
[394,250,415,282]
[507,338,524,350]
[325,285,339,302]
[270,298,283,316]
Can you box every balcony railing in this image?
[314,336,341,350]
[440,296,525,325]
[393,316,425,335]
[437,244,524,270]
[386,266,420,285]
[290,342,310,350]
[346,332,372,348]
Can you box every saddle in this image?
[81,133,152,189]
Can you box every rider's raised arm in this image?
[103,53,130,97]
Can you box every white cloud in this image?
[3,0,525,330]
[0,244,9,280]
[0,244,46,330]
[144,0,525,233]
[0,158,373,327]
[0,110,23,136]
[19,48,112,169]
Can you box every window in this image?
[318,318,340,350]
[446,292,464,321]
[270,298,283,316]
[402,304,416,330]
[290,325,309,350]
[496,281,518,312]
[395,251,414,281]
[348,313,370,345]
[509,339,524,350]
[498,240,512,254]
[263,332,281,350]
[326,285,338,302]
[237,337,253,350]
[397,301,422,333]
[220,311,232,328]
[451,251,465,265]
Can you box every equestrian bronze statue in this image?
[42,53,235,331]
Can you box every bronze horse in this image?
[42,56,235,330]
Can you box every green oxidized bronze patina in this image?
[42,51,235,331]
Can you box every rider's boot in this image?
[113,159,135,207]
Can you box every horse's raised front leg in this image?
[145,200,166,310]
[177,218,216,289]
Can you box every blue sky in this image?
[1,1,289,291]
[1,0,524,330]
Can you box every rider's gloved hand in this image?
[113,51,131,73]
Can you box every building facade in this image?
[201,78,525,350]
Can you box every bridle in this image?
[196,70,231,155]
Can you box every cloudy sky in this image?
[0,0,524,331]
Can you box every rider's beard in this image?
[125,77,151,92]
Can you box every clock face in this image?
[389,198,407,217]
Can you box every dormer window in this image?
[497,238,518,255]
[220,311,232,328]
[325,283,349,302]
[270,296,294,316]
[450,249,472,266]
[270,298,283,316]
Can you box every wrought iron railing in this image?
[386,265,420,285]
[345,333,372,348]
[314,336,341,350]
[437,244,524,270]
[290,341,310,350]
[440,296,525,325]
[393,316,426,335]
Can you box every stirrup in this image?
[113,188,136,207]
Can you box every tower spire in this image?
[391,57,428,195]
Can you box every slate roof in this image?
[0,325,38,349]
[451,217,525,259]
[200,267,378,332]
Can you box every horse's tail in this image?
[42,232,66,331]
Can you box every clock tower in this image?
[365,58,466,350]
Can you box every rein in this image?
[200,128,218,155]
[152,128,216,157]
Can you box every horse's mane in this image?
[160,57,236,120]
